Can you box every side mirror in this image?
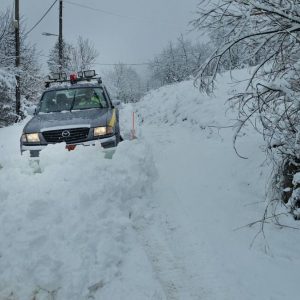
[26,106,37,116]
[112,99,121,107]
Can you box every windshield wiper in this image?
[71,107,99,111]
[39,110,62,113]
[70,91,77,111]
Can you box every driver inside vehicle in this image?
[75,89,105,109]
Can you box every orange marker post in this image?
[131,111,136,139]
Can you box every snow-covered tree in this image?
[0,68,16,127]
[47,39,74,74]
[105,63,144,103]
[48,37,99,74]
[20,43,43,104]
[149,36,211,88]
[0,7,43,125]
[192,0,300,209]
[70,36,99,71]
[0,9,15,69]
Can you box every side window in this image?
[40,91,57,113]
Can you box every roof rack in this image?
[45,70,102,88]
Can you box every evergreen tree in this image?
[47,39,74,74]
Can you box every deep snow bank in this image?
[0,122,165,299]
[137,71,248,128]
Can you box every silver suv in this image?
[20,71,121,157]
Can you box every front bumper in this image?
[21,135,116,153]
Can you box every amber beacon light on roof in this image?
[45,70,102,87]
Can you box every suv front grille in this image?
[42,127,90,143]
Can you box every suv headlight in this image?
[26,133,40,143]
[94,126,113,137]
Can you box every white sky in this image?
[1,0,201,73]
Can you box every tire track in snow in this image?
[132,209,199,300]
[130,126,210,300]
[133,222,180,300]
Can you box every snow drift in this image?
[0,125,164,299]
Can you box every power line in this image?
[25,0,58,37]
[64,0,181,28]
[64,0,135,20]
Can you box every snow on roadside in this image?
[0,120,164,299]
[134,69,300,300]
[137,71,248,129]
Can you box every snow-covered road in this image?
[1,71,300,299]
[139,124,300,300]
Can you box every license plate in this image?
[66,144,76,151]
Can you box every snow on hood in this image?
[24,108,109,133]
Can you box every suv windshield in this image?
[39,87,108,113]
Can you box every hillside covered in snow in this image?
[0,69,300,299]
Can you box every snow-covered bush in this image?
[285,172,300,220]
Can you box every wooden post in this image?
[131,111,136,139]
[59,0,63,73]
[15,0,21,117]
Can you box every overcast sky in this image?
[1,0,200,73]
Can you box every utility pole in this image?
[59,0,63,73]
[15,0,21,117]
